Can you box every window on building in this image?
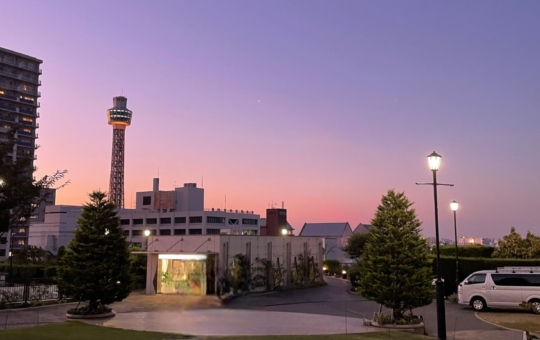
[0,237,6,244]
[228,219,239,225]
[132,230,143,236]
[189,216,202,223]
[189,229,202,235]
[206,229,221,235]
[0,250,5,256]
[132,242,142,248]
[174,229,186,235]
[142,196,151,205]
[133,219,143,225]
[232,230,240,235]
[242,218,258,225]
[18,228,25,233]
[120,219,130,225]
[123,230,130,237]
[162,209,167,213]
[160,229,171,236]
[160,218,171,224]
[146,218,157,225]
[207,216,225,224]
[174,217,186,224]
[17,240,25,245]
[242,230,258,236]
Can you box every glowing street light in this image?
[144,229,151,250]
[281,228,288,236]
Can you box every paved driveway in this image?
[228,277,523,340]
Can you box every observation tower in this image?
[107,96,133,208]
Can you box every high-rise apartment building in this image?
[0,47,43,257]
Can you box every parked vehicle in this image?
[458,267,540,313]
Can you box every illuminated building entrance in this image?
[157,254,207,295]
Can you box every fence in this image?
[0,279,59,306]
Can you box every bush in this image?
[348,265,361,287]
[0,264,44,280]
[432,256,540,296]
[67,304,112,315]
[44,266,57,278]
[439,245,494,258]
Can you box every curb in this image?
[474,312,529,334]
[0,301,78,312]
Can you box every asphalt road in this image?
[226,276,520,339]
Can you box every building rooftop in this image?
[353,223,372,234]
[0,47,43,63]
[299,222,352,238]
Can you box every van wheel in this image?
[528,299,540,314]
[471,297,487,311]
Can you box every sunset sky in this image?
[3,0,540,239]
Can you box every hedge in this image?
[0,264,54,280]
[431,256,540,296]
[438,245,495,258]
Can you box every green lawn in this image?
[1,322,427,340]
[477,311,540,333]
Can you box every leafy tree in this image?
[342,233,370,259]
[230,254,251,293]
[495,227,540,259]
[129,246,147,289]
[12,245,51,265]
[58,191,132,314]
[357,190,433,320]
[0,129,69,238]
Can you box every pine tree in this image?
[58,191,132,314]
[357,190,433,320]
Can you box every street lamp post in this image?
[428,152,446,340]
[450,201,459,292]
[144,229,151,249]
[9,231,14,279]
[417,151,454,340]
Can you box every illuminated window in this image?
[22,117,33,122]
[23,128,31,133]
[18,228,25,233]
[17,240,25,245]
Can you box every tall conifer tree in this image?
[358,190,433,320]
[58,191,132,313]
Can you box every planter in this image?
[370,320,425,334]
[66,310,116,319]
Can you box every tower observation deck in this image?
[107,96,133,208]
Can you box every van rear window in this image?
[492,274,540,286]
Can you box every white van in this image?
[458,267,540,313]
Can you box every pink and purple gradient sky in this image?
[3,0,540,239]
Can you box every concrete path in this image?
[88,309,373,336]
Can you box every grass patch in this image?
[1,322,426,340]
[219,333,426,339]
[0,322,191,340]
[477,311,540,333]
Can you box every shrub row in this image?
[438,245,495,258]
[432,256,540,296]
[0,264,57,281]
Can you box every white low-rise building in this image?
[29,179,261,253]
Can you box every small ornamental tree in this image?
[357,190,433,321]
[58,191,132,314]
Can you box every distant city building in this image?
[260,208,293,236]
[299,222,354,265]
[0,47,46,259]
[107,96,133,208]
[29,178,261,253]
[457,237,497,247]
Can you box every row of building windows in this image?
[120,216,257,225]
[124,229,258,236]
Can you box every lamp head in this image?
[281,228,288,236]
[427,151,442,171]
[450,200,459,211]
[144,229,151,237]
